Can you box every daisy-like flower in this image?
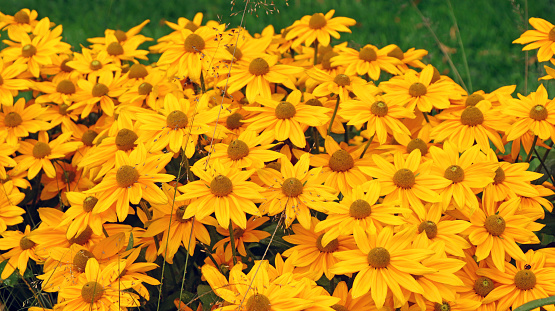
[381,44,428,73]
[213,216,271,262]
[330,226,436,308]
[243,90,330,148]
[202,261,313,311]
[330,281,374,311]
[380,65,460,112]
[150,12,207,52]
[478,250,555,311]
[362,149,451,218]
[13,131,82,179]
[0,9,39,38]
[34,76,81,105]
[505,84,555,142]
[59,192,116,240]
[285,10,356,48]
[431,99,507,153]
[0,225,40,279]
[307,67,373,102]
[84,143,174,221]
[257,153,338,229]
[340,83,414,145]
[513,17,555,62]
[199,130,282,170]
[309,137,373,196]
[0,59,31,106]
[177,159,264,229]
[456,251,498,311]
[0,181,25,233]
[156,25,232,81]
[40,161,93,201]
[331,44,402,80]
[301,92,345,137]
[217,53,302,104]
[88,19,152,49]
[0,97,50,146]
[143,184,215,263]
[95,31,150,65]
[0,143,17,179]
[429,142,497,212]
[282,217,357,280]
[71,71,125,117]
[315,181,409,247]
[56,258,140,310]
[118,67,170,110]
[65,48,121,80]
[467,197,542,272]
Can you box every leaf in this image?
[126,232,134,251]
[197,284,219,311]
[0,260,19,287]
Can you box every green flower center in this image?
[89,60,103,70]
[434,302,451,311]
[21,44,37,58]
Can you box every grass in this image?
[1,0,555,93]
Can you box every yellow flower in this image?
[59,192,116,240]
[213,216,270,262]
[513,17,555,62]
[0,60,31,106]
[0,225,40,279]
[0,97,50,146]
[65,48,121,80]
[0,181,25,233]
[0,9,39,38]
[285,10,356,48]
[331,44,402,80]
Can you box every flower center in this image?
[334,74,351,87]
[166,110,188,129]
[529,104,548,121]
[114,29,127,42]
[138,82,153,95]
[227,140,250,160]
[549,27,555,41]
[349,199,372,219]
[246,294,271,311]
[371,101,388,117]
[64,170,76,184]
[82,130,98,146]
[226,112,243,129]
[89,60,103,70]
[460,106,484,126]
[14,10,30,24]
[81,281,104,303]
[116,165,139,188]
[0,75,3,85]
[210,175,233,197]
[274,101,297,119]
[367,247,390,268]
[184,33,205,53]
[4,111,22,127]
[406,138,428,155]
[484,214,506,236]
[266,162,281,171]
[21,44,37,57]
[305,98,323,106]
[309,13,327,29]
[431,66,441,83]
[56,79,76,94]
[68,226,93,245]
[92,83,109,97]
[418,220,438,239]
[249,58,270,76]
[474,276,495,297]
[115,128,138,151]
[233,227,245,238]
[83,196,98,213]
[33,142,52,159]
[387,46,404,60]
[434,302,451,311]
[493,167,505,184]
[128,63,148,79]
[19,236,35,250]
[465,93,484,107]
[59,104,70,115]
[175,205,189,223]
[409,82,427,97]
[331,305,349,311]
[282,177,303,197]
[514,269,536,290]
[321,51,339,70]
[73,249,95,272]
[329,149,355,172]
[61,58,73,72]
[316,234,339,252]
[226,45,243,61]
[393,168,416,189]
[359,46,378,62]
[107,42,124,56]
[444,165,465,183]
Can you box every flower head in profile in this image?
[285,10,356,48]
[513,17,555,62]
[331,44,402,80]
[213,216,270,262]
[0,9,39,38]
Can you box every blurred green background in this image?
[1,0,555,94]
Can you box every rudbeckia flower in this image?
[285,10,356,48]
[0,9,39,38]
[0,60,31,106]
[513,17,555,62]
[0,97,50,146]
[0,225,41,279]
[59,192,116,239]
[213,216,270,262]
[331,44,402,80]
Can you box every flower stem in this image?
[228,222,238,265]
[525,135,538,163]
[312,127,320,154]
[313,40,319,66]
[359,134,375,159]
[327,96,340,136]
[422,111,430,123]
[533,145,555,185]
[514,295,555,311]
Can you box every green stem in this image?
[343,124,349,144]
[526,135,538,163]
[514,295,555,311]
[313,40,319,66]
[200,71,206,94]
[327,96,340,136]
[446,0,472,92]
[312,127,320,154]
[535,140,554,172]
[534,146,555,185]
[200,243,222,273]
[359,134,375,159]
[422,111,430,123]
[228,222,238,265]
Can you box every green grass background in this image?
[1,0,555,94]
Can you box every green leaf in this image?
[197,284,219,311]
[0,260,20,287]
[125,232,134,251]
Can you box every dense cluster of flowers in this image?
[0,7,555,311]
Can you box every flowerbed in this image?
[0,6,555,311]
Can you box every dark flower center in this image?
[115,129,138,151]
[21,44,37,58]
[514,269,536,290]
[282,177,303,197]
[529,105,548,121]
[474,276,495,297]
[83,196,98,213]
[89,60,103,70]
[246,294,271,311]
[56,79,76,94]
[68,226,93,245]
[116,165,139,188]
[444,165,465,183]
[249,58,270,76]
[19,236,35,250]
[166,110,188,129]
[4,111,22,127]
[128,63,148,79]
[465,93,484,107]
[367,247,390,268]
[406,138,428,155]
[334,74,351,87]
[460,106,484,126]
[184,34,205,53]
[359,46,378,62]
[107,42,124,56]
[409,82,427,97]
[73,249,95,272]
[329,149,354,172]
[210,175,233,197]
[92,83,109,97]
[81,281,104,303]
[226,112,243,129]
[371,101,388,117]
[138,82,153,95]
[274,101,297,119]
[14,10,30,24]
[316,234,339,252]
[418,220,438,239]
[227,140,250,160]
[484,214,506,236]
[82,130,98,146]
[114,29,127,42]
[493,167,505,184]
[387,46,404,60]
[33,142,52,159]
[308,13,327,29]
[349,199,372,219]
[393,168,416,189]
